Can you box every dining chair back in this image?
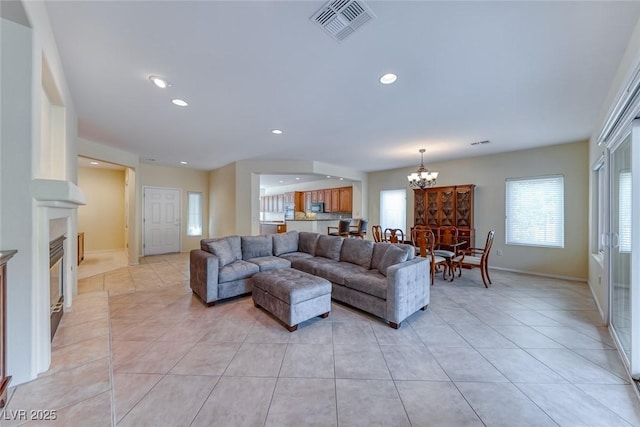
[350,219,368,238]
[411,228,447,285]
[328,219,351,237]
[452,229,495,287]
[372,225,383,242]
[384,228,405,243]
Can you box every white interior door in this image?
[143,187,181,256]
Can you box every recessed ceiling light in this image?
[379,73,397,85]
[339,177,344,180]
[279,180,284,183]
[272,129,283,135]
[90,161,99,165]
[295,177,301,180]
[180,161,188,165]
[326,176,331,178]
[171,99,188,107]
[149,76,168,89]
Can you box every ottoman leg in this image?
[319,312,330,318]
[389,321,400,329]
[287,324,298,332]
[254,301,261,308]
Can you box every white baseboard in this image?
[489,266,587,283]
[587,280,607,323]
[85,249,127,255]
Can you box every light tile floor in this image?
[3,253,640,426]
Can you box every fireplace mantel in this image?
[31,179,86,207]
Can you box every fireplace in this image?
[49,235,65,340]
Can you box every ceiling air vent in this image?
[311,0,376,42]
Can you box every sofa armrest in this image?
[190,249,220,304]
[385,257,430,324]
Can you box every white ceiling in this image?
[78,156,125,171]
[45,1,640,173]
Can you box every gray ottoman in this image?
[252,268,331,332]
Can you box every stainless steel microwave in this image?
[311,202,324,213]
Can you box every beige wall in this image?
[209,162,237,238]
[77,167,125,251]
[369,141,589,280]
[139,163,210,252]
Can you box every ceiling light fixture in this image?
[407,149,438,189]
[180,161,188,165]
[171,99,188,107]
[379,73,397,85]
[149,76,168,89]
[272,129,283,135]
[295,177,301,180]
[326,176,331,178]
[90,161,99,165]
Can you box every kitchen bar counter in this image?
[286,220,340,233]
[259,222,286,234]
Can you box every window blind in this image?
[380,189,406,232]
[187,192,202,236]
[505,175,564,248]
[619,171,631,253]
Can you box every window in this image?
[619,170,631,253]
[505,175,564,248]
[380,189,406,232]
[187,192,202,236]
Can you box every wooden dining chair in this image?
[452,230,495,287]
[384,228,405,243]
[372,225,383,242]
[411,228,447,285]
[434,226,460,281]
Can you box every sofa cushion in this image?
[219,260,260,282]
[206,239,235,267]
[315,235,344,260]
[371,243,391,270]
[377,245,409,276]
[273,231,299,256]
[246,256,291,272]
[290,256,335,275]
[279,251,313,262]
[314,261,368,285]
[340,238,374,268]
[298,232,320,255]
[241,235,273,260]
[344,270,388,299]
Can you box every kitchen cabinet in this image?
[277,194,284,213]
[331,189,340,212]
[295,192,305,212]
[339,187,352,212]
[311,191,319,203]
[414,184,475,249]
[323,189,332,212]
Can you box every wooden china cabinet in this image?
[414,184,475,249]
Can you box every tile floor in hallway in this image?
[3,252,640,426]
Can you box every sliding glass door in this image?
[609,120,640,378]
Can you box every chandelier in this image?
[407,149,438,189]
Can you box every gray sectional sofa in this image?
[190,231,430,328]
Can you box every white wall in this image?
[0,0,79,385]
[369,141,589,281]
[588,17,640,319]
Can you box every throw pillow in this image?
[241,235,273,259]
[273,231,299,256]
[377,245,409,276]
[370,242,391,270]
[298,232,319,255]
[206,239,235,267]
[316,235,344,260]
[340,238,374,268]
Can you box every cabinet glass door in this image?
[609,121,640,378]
